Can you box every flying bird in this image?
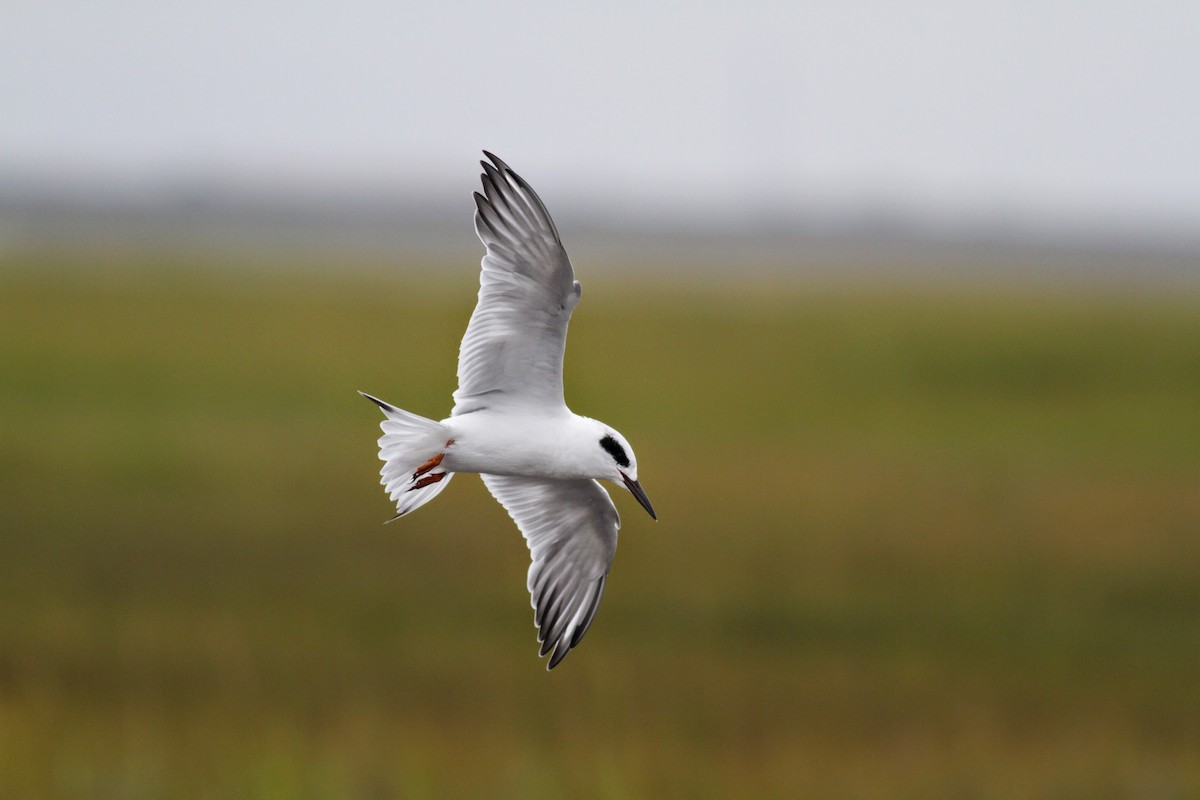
[360,152,656,670]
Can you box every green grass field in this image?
[2,251,1199,798]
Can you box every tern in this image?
[360,152,656,669]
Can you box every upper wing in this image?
[452,152,582,416]
[481,474,619,670]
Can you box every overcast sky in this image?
[3,1,1198,235]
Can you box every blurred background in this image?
[2,1,1199,797]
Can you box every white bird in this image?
[360,152,656,670]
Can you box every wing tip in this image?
[474,151,562,242]
[537,576,608,670]
[546,645,570,670]
[359,391,396,413]
[473,192,503,241]
[482,150,509,172]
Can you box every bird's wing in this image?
[481,474,619,669]
[452,152,582,416]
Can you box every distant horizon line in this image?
[2,171,1198,280]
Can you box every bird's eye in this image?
[599,435,630,468]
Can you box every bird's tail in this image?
[359,392,455,520]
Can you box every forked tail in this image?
[359,392,455,519]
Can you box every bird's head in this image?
[587,422,656,520]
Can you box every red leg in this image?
[408,471,447,492]
[413,452,445,479]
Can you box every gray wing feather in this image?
[453,152,582,415]
[481,474,619,669]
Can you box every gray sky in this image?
[3,1,1199,235]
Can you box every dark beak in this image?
[621,473,657,520]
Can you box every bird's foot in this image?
[408,471,447,491]
[412,452,445,479]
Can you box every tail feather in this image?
[359,392,455,518]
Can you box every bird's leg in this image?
[408,471,446,491]
[412,439,456,479]
[412,452,444,480]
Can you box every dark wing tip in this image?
[359,391,397,413]
[547,645,571,670]
[482,150,511,172]
[473,191,504,240]
[537,576,607,670]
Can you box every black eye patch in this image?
[599,435,630,468]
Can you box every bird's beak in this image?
[621,473,657,520]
